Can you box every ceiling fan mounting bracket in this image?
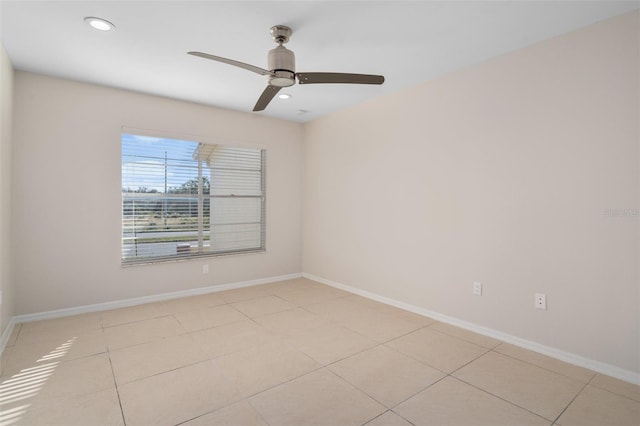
[270,25,292,44]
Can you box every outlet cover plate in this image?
[473,281,482,296]
[535,293,546,310]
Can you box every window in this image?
[121,133,265,264]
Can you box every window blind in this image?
[121,134,265,264]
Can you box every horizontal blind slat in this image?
[122,134,265,263]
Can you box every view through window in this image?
[121,134,265,264]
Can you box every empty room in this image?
[0,1,638,425]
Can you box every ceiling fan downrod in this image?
[268,26,296,87]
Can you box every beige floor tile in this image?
[590,374,640,402]
[231,295,297,318]
[250,369,386,425]
[42,353,115,398]
[1,361,61,408]
[4,386,124,426]
[1,279,614,426]
[305,297,373,321]
[454,351,584,420]
[182,400,267,426]
[20,312,103,334]
[344,296,434,326]
[386,328,488,373]
[154,292,226,314]
[101,303,163,327]
[1,331,107,377]
[254,307,329,336]
[173,304,247,332]
[342,295,389,309]
[17,313,103,345]
[274,285,351,306]
[258,278,305,293]
[380,307,435,327]
[104,315,186,350]
[429,322,502,349]
[190,320,279,359]
[110,333,208,385]
[218,286,272,303]
[395,376,550,426]
[13,323,104,349]
[340,311,425,343]
[0,353,115,409]
[556,384,640,426]
[286,323,378,365]
[119,360,242,426]
[213,340,319,396]
[329,345,445,408]
[365,411,414,426]
[494,343,595,383]
[263,277,326,292]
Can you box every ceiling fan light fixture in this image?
[84,17,115,31]
[269,70,295,87]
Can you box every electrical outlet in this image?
[473,281,482,296]
[202,264,209,274]
[535,293,546,310]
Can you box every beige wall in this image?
[12,73,303,314]
[0,44,15,338]
[7,10,639,377]
[303,11,639,373]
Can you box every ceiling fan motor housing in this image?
[268,45,295,87]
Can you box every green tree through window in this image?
[121,134,265,264]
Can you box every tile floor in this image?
[1,278,638,426]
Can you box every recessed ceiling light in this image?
[278,93,292,100]
[84,17,115,31]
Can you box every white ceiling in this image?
[1,1,638,123]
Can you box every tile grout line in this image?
[172,396,257,426]
[104,322,128,426]
[424,321,504,350]
[488,344,597,385]
[447,341,562,422]
[385,373,450,412]
[585,379,640,404]
[245,395,274,426]
[451,374,557,423]
[388,409,419,426]
[100,287,373,425]
[13,281,636,425]
[362,408,416,426]
[551,373,595,425]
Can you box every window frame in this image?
[121,130,266,266]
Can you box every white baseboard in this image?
[12,272,302,324]
[6,270,639,385]
[0,317,17,354]
[303,272,640,386]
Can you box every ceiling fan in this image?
[188,25,385,112]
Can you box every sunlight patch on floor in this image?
[0,337,77,426]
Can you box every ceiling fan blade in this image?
[253,85,282,111]
[188,51,272,76]
[297,72,385,85]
